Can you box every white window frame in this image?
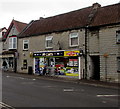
[69,32,79,47]
[23,40,29,50]
[116,31,120,43]
[9,37,17,49]
[45,36,53,48]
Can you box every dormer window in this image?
[9,35,17,49]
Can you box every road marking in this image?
[97,94,119,97]
[0,102,15,109]
[102,101,107,103]
[63,88,74,92]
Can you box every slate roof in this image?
[90,3,120,27]
[0,27,7,32]
[18,3,120,38]
[19,6,93,37]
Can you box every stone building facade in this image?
[17,3,120,82]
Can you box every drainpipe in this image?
[84,26,88,79]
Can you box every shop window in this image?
[69,32,79,47]
[116,31,120,44]
[69,59,78,67]
[9,37,17,49]
[117,57,120,72]
[23,60,27,69]
[45,36,53,48]
[23,40,29,50]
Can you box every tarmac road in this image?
[1,72,119,108]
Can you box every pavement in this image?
[2,71,120,89]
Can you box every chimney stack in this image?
[39,17,44,20]
[92,3,101,10]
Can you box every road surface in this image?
[1,72,119,108]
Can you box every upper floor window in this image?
[69,32,79,47]
[116,31,120,44]
[117,57,120,72]
[9,36,17,49]
[45,36,53,48]
[23,40,29,50]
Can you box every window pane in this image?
[9,38,12,49]
[23,40,29,50]
[46,38,52,48]
[117,31,120,43]
[71,37,78,46]
[24,40,28,43]
[13,37,17,49]
[24,44,28,49]
[117,58,120,71]
[70,33,78,38]
[46,36,53,40]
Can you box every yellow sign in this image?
[64,51,80,56]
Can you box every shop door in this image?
[47,57,55,67]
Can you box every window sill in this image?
[9,48,17,50]
[45,47,53,50]
[69,45,79,48]
[23,49,28,51]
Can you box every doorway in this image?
[91,56,100,80]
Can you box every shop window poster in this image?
[69,59,78,66]
[39,58,44,68]
[35,58,40,74]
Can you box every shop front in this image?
[1,54,14,71]
[33,50,82,79]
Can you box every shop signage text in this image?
[33,51,64,57]
[64,51,80,56]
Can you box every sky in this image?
[0,0,119,28]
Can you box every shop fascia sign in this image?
[33,50,82,57]
[64,51,80,57]
[33,51,64,57]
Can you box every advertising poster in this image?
[35,58,40,74]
